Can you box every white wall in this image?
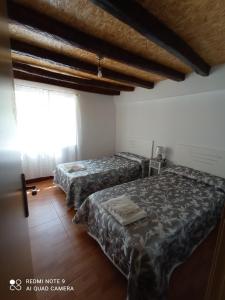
[77,92,115,160]
[114,64,225,161]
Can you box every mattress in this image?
[54,152,148,208]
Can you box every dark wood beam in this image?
[11,39,97,74]
[12,61,134,92]
[13,70,120,96]
[10,39,154,89]
[91,0,211,76]
[7,0,185,81]
[101,69,153,89]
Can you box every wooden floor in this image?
[28,180,126,300]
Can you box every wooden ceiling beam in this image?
[12,61,134,92]
[13,70,120,96]
[91,0,211,76]
[7,1,185,81]
[11,39,154,89]
[101,69,153,89]
[11,39,97,74]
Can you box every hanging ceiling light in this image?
[97,55,103,78]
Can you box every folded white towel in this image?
[102,195,147,226]
[65,163,86,173]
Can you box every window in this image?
[15,82,78,179]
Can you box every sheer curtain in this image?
[15,82,78,179]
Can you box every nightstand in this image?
[148,159,166,176]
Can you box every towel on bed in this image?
[102,195,147,226]
[65,163,86,173]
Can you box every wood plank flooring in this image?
[28,180,126,300]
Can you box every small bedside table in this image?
[148,159,166,176]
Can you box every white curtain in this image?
[15,82,78,179]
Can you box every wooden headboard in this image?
[174,144,225,178]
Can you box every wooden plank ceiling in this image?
[7,0,225,96]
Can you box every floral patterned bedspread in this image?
[74,166,225,300]
[54,153,148,208]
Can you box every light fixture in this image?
[97,55,103,78]
[155,146,166,161]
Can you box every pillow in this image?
[116,152,149,178]
[115,152,149,164]
[164,165,225,193]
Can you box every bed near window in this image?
[74,165,225,300]
[54,152,148,209]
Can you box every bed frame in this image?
[168,144,225,299]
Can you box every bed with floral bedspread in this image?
[54,152,148,209]
[74,165,225,300]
